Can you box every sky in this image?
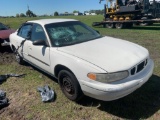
[0,0,105,16]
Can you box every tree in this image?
[20,13,26,17]
[32,13,37,17]
[95,9,104,15]
[73,10,79,13]
[26,10,32,17]
[89,10,96,13]
[26,10,36,17]
[26,9,37,17]
[54,11,59,16]
[16,14,19,17]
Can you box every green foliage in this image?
[16,14,19,18]
[19,13,26,17]
[26,10,37,17]
[54,11,59,16]
[73,10,79,13]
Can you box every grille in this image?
[130,59,148,75]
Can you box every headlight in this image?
[87,71,129,83]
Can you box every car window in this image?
[31,24,47,41]
[45,21,102,47]
[0,23,8,30]
[18,24,32,39]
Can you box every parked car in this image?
[0,22,15,47]
[10,19,154,101]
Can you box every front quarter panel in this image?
[10,32,19,50]
[49,48,106,82]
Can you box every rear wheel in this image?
[140,22,153,26]
[115,23,125,29]
[140,22,149,26]
[106,23,115,28]
[58,70,83,101]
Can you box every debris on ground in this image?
[37,85,54,102]
[0,73,26,84]
[0,90,9,108]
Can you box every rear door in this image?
[16,23,33,61]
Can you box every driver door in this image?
[27,23,51,73]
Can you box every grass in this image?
[0,15,160,120]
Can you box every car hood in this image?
[0,29,15,39]
[57,36,149,72]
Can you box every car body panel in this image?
[0,29,15,39]
[27,40,51,73]
[58,36,149,72]
[27,19,78,26]
[79,59,154,101]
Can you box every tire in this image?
[115,23,124,29]
[140,17,149,26]
[106,23,115,28]
[140,22,153,26]
[140,23,149,26]
[58,70,83,101]
[14,48,25,65]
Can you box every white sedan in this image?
[10,19,154,101]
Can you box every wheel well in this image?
[54,65,74,78]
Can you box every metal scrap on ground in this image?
[0,73,26,84]
[0,73,26,108]
[0,90,9,108]
[37,85,55,102]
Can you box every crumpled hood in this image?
[0,29,15,39]
[58,36,149,72]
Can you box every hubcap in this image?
[62,77,75,96]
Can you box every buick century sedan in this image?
[10,19,154,101]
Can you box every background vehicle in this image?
[0,22,15,47]
[93,0,160,28]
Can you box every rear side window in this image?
[0,23,8,30]
[17,24,32,39]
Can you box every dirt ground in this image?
[0,46,15,64]
[0,47,21,120]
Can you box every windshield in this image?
[45,21,102,47]
[0,23,8,31]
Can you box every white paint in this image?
[10,19,154,101]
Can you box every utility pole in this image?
[27,5,30,10]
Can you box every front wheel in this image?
[13,48,25,65]
[58,70,83,101]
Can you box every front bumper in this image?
[0,39,10,46]
[80,59,154,101]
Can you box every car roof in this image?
[27,19,78,26]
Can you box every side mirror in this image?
[33,40,48,46]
